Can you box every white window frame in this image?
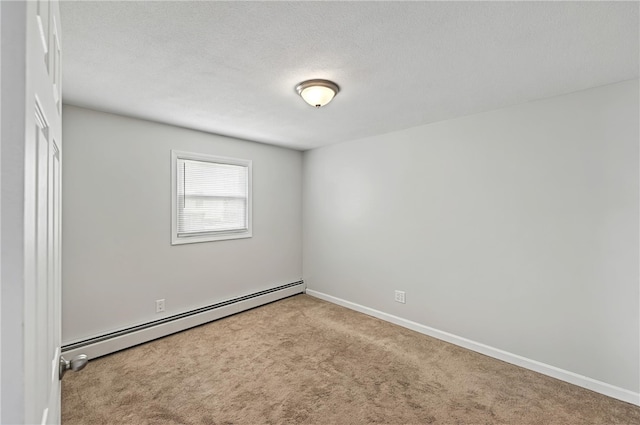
[171,150,252,245]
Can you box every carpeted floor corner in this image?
[62,294,640,424]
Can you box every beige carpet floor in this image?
[62,294,640,424]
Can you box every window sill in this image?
[171,230,253,245]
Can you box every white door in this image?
[1,1,82,421]
[24,0,65,423]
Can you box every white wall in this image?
[62,106,303,344]
[303,80,639,394]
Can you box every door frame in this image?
[1,1,36,423]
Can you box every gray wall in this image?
[303,80,639,392]
[1,2,27,422]
[62,106,303,344]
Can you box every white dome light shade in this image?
[300,86,335,108]
[295,79,340,108]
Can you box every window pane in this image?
[177,158,248,236]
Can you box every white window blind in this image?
[172,151,252,244]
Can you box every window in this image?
[171,151,252,244]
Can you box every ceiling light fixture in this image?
[295,79,340,108]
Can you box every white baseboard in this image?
[306,289,640,406]
[63,283,305,360]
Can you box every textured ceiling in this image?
[60,1,638,151]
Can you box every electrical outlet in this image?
[394,290,406,304]
[156,299,165,313]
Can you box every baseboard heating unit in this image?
[62,281,305,360]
